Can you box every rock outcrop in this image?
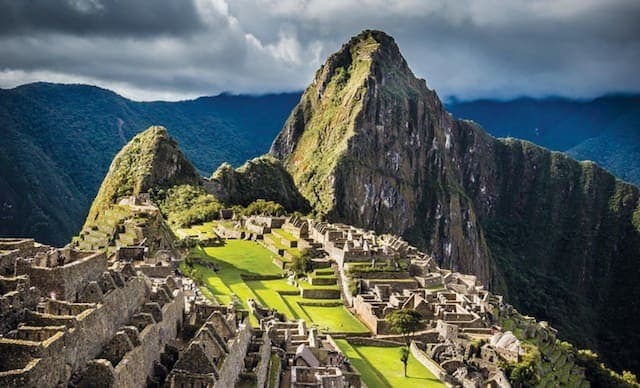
[206,156,310,213]
[271,30,640,374]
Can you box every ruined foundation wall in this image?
[0,276,146,388]
[255,331,272,388]
[112,290,185,387]
[16,253,108,300]
[0,275,148,388]
[62,275,148,375]
[214,325,252,388]
[410,341,446,383]
[137,265,173,279]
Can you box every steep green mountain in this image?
[0,83,299,245]
[271,30,640,375]
[84,126,201,227]
[84,126,307,232]
[447,95,640,185]
[206,156,310,212]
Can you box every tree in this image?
[290,249,313,276]
[387,309,422,378]
[387,309,422,347]
[399,347,410,377]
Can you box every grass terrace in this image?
[175,221,217,240]
[184,239,369,334]
[263,231,302,260]
[218,220,249,232]
[334,340,444,388]
[271,228,297,242]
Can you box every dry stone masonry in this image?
[0,232,262,388]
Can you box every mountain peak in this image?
[312,30,415,96]
[84,125,200,225]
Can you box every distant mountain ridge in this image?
[447,94,640,186]
[0,82,300,245]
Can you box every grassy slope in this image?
[334,340,444,388]
[189,240,367,333]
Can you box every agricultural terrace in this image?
[175,221,218,240]
[334,339,444,388]
[183,238,368,334]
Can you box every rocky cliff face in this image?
[206,156,310,212]
[271,30,640,374]
[84,126,201,226]
[272,30,495,283]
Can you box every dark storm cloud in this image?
[0,0,205,37]
[0,0,638,101]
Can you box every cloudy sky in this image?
[0,0,638,101]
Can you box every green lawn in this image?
[246,279,298,318]
[187,241,282,324]
[301,304,368,333]
[271,228,297,241]
[203,240,282,276]
[175,221,217,240]
[245,279,368,333]
[334,340,444,388]
[185,240,369,333]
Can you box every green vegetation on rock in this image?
[0,83,299,246]
[85,126,200,227]
[271,32,377,215]
[208,156,309,213]
[156,184,222,227]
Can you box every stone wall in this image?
[353,296,390,334]
[15,251,107,301]
[409,341,447,383]
[268,354,281,388]
[0,239,49,276]
[111,289,184,387]
[136,264,173,278]
[345,337,403,347]
[0,251,20,276]
[0,276,40,335]
[255,330,272,388]
[300,288,341,299]
[214,324,252,388]
[0,274,148,387]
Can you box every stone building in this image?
[0,235,268,388]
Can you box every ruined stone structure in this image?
[264,320,361,387]
[0,233,268,388]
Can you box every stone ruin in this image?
[263,319,361,388]
[0,237,267,388]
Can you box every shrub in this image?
[576,349,640,387]
[241,199,286,216]
[157,185,222,227]
[501,343,541,387]
[291,249,313,275]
